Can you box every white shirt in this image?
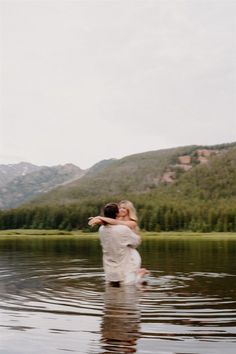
[99,224,141,283]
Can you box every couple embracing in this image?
[89,200,149,287]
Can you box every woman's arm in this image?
[89,216,137,230]
[88,216,138,233]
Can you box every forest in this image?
[0,195,235,233]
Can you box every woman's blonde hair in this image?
[118,200,138,222]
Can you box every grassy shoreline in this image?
[0,229,235,239]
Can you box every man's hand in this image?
[88,217,102,226]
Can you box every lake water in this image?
[0,234,236,354]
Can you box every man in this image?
[98,202,141,286]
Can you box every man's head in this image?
[103,202,119,219]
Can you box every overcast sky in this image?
[0,0,235,169]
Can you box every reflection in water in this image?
[101,285,141,353]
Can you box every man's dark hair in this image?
[103,202,119,219]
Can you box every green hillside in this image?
[168,146,236,201]
[27,142,236,206]
[26,145,200,205]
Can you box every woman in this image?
[89,200,149,281]
[89,200,138,230]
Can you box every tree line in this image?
[0,198,235,232]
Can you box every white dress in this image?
[124,248,142,284]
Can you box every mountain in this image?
[27,142,236,207]
[0,162,41,187]
[0,163,84,209]
[1,142,235,211]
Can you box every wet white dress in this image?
[124,247,142,284]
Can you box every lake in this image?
[0,233,236,354]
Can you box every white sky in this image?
[0,0,235,169]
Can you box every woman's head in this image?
[118,200,138,221]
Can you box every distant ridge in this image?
[0,163,84,209]
[0,142,235,210]
[24,142,236,207]
[83,159,117,177]
[0,162,41,187]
